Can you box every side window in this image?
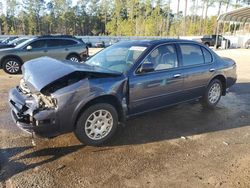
[202,47,213,63]
[140,44,178,72]
[180,44,204,66]
[61,39,77,46]
[29,40,46,49]
[47,39,62,48]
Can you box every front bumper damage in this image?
[9,87,60,137]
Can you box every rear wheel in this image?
[74,103,118,146]
[3,58,22,74]
[202,79,222,109]
[67,54,81,63]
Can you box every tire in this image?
[205,43,210,47]
[74,103,118,146]
[3,57,22,74]
[67,54,81,63]
[202,79,222,109]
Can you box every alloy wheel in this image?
[5,60,20,73]
[70,57,79,62]
[84,110,113,140]
[208,83,221,104]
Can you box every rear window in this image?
[61,39,78,46]
[180,44,204,66]
[202,47,213,63]
[203,35,211,38]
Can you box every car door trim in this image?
[132,89,183,103]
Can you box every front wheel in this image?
[74,103,118,146]
[67,54,81,63]
[3,58,22,74]
[202,79,222,109]
[205,43,210,47]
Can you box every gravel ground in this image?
[0,48,250,188]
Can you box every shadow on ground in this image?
[0,145,84,182]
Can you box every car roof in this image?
[117,39,202,47]
[32,35,83,43]
[36,35,77,39]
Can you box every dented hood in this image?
[22,57,121,91]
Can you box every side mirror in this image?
[26,45,32,51]
[139,63,154,73]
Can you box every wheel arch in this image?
[0,55,23,68]
[204,42,210,46]
[73,95,125,129]
[66,53,81,60]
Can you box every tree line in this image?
[0,0,249,36]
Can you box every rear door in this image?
[45,39,67,60]
[178,43,215,100]
[45,39,79,60]
[128,44,184,115]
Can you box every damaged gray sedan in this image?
[9,40,237,146]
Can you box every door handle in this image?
[44,49,48,52]
[65,48,69,51]
[147,83,161,88]
[173,74,181,78]
[209,68,215,72]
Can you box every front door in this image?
[128,44,184,115]
[21,39,47,62]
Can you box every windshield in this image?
[15,38,35,48]
[85,43,147,73]
[10,38,29,45]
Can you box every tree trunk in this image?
[217,1,223,17]
[199,0,205,35]
[194,0,199,34]
[225,0,230,12]
[203,0,209,34]
[191,0,196,23]
[177,0,180,14]
[183,0,188,35]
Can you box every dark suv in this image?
[0,35,88,74]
